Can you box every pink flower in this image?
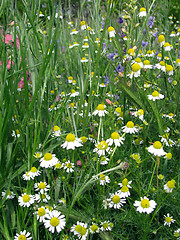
[9,21,15,26]
[18,80,25,90]
[5,34,12,44]
[77,160,82,166]
[105,99,113,105]
[7,60,14,70]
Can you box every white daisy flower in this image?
[107,192,126,209]
[39,153,59,168]
[2,190,15,200]
[71,221,88,239]
[100,221,113,231]
[18,193,34,207]
[70,29,78,35]
[34,182,50,194]
[97,174,111,185]
[14,230,32,240]
[81,57,88,63]
[98,156,110,165]
[44,210,66,233]
[155,61,166,72]
[34,152,42,159]
[143,60,153,69]
[118,178,132,189]
[82,42,89,48]
[93,141,112,156]
[52,125,61,137]
[147,91,164,101]
[138,7,146,17]
[129,63,141,78]
[147,141,166,157]
[12,129,20,138]
[22,171,32,181]
[106,132,124,147]
[164,42,173,51]
[164,213,175,227]
[70,89,79,97]
[131,109,144,121]
[122,121,139,134]
[63,161,75,173]
[165,64,173,75]
[93,104,108,117]
[35,206,47,222]
[35,193,51,203]
[158,35,165,47]
[164,179,176,193]
[173,228,180,238]
[80,21,87,30]
[117,184,131,198]
[134,196,157,214]
[61,133,82,150]
[89,223,99,234]
[108,26,116,38]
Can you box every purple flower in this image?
[114,94,119,101]
[103,76,110,86]
[142,41,148,47]
[117,17,123,24]
[101,22,105,30]
[148,16,155,28]
[168,77,172,83]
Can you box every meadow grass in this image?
[0,0,179,239]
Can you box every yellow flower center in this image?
[137,109,144,116]
[176,59,180,63]
[108,26,115,32]
[133,154,140,160]
[18,235,27,240]
[115,107,121,113]
[121,185,129,192]
[112,195,120,203]
[167,180,175,189]
[81,57,86,60]
[39,182,46,189]
[166,153,172,159]
[126,121,134,128]
[71,89,76,94]
[158,35,165,43]
[102,223,109,229]
[152,91,159,97]
[22,194,30,203]
[38,207,45,216]
[140,7,146,12]
[164,42,170,47]
[16,129,20,135]
[141,199,150,208]
[97,141,108,150]
[44,153,53,161]
[127,48,135,56]
[91,224,98,232]
[166,65,173,72]
[80,227,87,236]
[84,43,89,46]
[132,63,141,72]
[66,133,75,142]
[160,61,165,66]
[100,174,106,180]
[97,104,105,111]
[55,162,62,169]
[81,136,87,143]
[75,225,82,233]
[35,152,42,158]
[143,60,150,65]
[122,178,128,185]
[80,21,86,26]
[66,163,72,168]
[165,217,171,222]
[30,167,37,172]
[50,217,59,227]
[111,132,119,139]
[153,141,162,149]
[135,57,141,63]
[53,125,60,132]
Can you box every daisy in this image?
[54,161,63,170]
[158,35,165,47]
[106,132,124,146]
[52,125,61,137]
[129,63,141,78]
[143,60,153,69]
[155,61,166,72]
[34,182,50,194]
[107,192,126,209]
[80,21,87,30]
[98,174,111,186]
[164,213,175,227]
[147,91,164,101]
[131,153,141,163]
[70,29,78,35]
[100,221,113,231]
[70,89,79,97]
[28,167,41,179]
[82,43,89,49]
[22,171,32,181]
[108,26,116,38]
[98,156,110,165]
[18,193,34,207]
[164,152,172,160]
[39,153,59,168]
[118,185,131,198]
[138,7,146,17]
[164,179,176,193]
[147,141,166,156]
[134,196,157,214]
[122,121,139,134]
[93,141,111,156]
[35,193,51,203]
[34,152,42,159]
[61,133,82,150]
[44,210,66,233]
[2,190,15,200]
[71,222,88,239]
[165,64,173,75]
[118,178,132,189]
[164,42,173,51]
[14,230,32,240]
[81,57,88,63]
[35,206,47,222]
[89,223,99,234]
[175,58,180,67]
[63,160,75,173]
[93,104,108,117]
[12,129,20,138]
[132,57,143,68]
[174,229,180,238]
[131,109,144,121]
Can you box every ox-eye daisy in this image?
[44,210,66,233]
[98,174,111,186]
[93,104,108,117]
[34,182,50,194]
[40,153,59,168]
[18,193,34,207]
[134,196,157,214]
[148,91,164,101]
[164,213,175,227]
[106,132,124,147]
[122,121,139,134]
[14,230,32,240]
[61,133,82,150]
[138,7,146,17]
[107,192,126,209]
[147,141,166,156]
[52,125,61,137]
[35,206,47,222]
